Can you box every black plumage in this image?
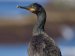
[17,3,62,56]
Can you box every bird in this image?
[17,3,62,56]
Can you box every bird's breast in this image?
[30,34,45,52]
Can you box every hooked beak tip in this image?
[16,5,20,8]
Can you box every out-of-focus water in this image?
[0,44,28,56]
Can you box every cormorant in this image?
[17,3,62,56]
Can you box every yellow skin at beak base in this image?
[29,8,36,12]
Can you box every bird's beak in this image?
[16,5,29,10]
[17,5,36,12]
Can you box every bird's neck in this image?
[33,10,46,36]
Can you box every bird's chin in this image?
[29,11,35,14]
[32,11,36,13]
[31,11,38,14]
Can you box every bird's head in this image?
[17,3,44,14]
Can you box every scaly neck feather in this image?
[33,9,46,36]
